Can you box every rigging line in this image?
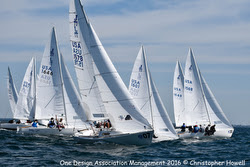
[88,76,96,94]
[44,93,57,108]
[193,100,200,111]
[139,94,152,111]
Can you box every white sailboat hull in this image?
[74,130,154,145]
[17,126,76,135]
[0,123,31,130]
[177,128,234,139]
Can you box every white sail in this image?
[7,67,18,115]
[35,27,65,120]
[128,46,152,126]
[60,54,88,128]
[184,48,210,126]
[70,0,151,133]
[200,75,233,128]
[173,61,185,127]
[69,0,107,121]
[14,58,36,120]
[150,74,177,138]
[129,46,177,139]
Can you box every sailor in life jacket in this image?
[193,125,199,133]
[205,124,211,136]
[47,117,56,128]
[32,120,39,128]
[181,123,186,132]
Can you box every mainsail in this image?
[14,58,36,120]
[7,67,18,115]
[173,61,185,127]
[183,48,211,126]
[69,0,107,121]
[129,46,177,138]
[129,46,152,125]
[70,0,152,133]
[35,27,65,120]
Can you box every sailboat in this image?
[18,27,90,135]
[70,0,153,145]
[0,67,18,126]
[128,46,178,141]
[173,61,185,128]
[173,48,234,138]
[1,58,36,130]
[7,67,18,115]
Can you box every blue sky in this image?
[0,0,249,125]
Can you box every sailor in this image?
[32,120,39,127]
[26,120,32,123]
[205,124,211,136]
[107,119,112,128]
[8,119,15,123]
[193,125,199,133]
[210,125,216,135]
[188,126,193,133]
[106,120,110,128]
[96,121,101,128]
[181,123,186,132]
[199,125,204,133]
[57,118,65,129]
[47,117,56,128]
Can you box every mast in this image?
[142,46,154,128]
[59,53,68,125]
[190,49,211,125]
[32,57,37,120]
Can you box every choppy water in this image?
[0,126,249,167]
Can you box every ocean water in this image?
[0,126,249,167]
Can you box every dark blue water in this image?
[0,126,249,167]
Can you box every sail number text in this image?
[72,41,83,68]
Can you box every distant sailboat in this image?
[70,0,153,145]
[18,27,89,135]
[173,48,234,138]
[7,67,18,114]
[129,46,178,141]
[1,58,36,130]
[173,61,185,128]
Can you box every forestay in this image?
[69,0,107,121]
[14,58,36,120]
[184,49,210,126]
[7,67,18,115]
[71,0,151,133]
[35,28,65,120]
[173,61,185,127]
